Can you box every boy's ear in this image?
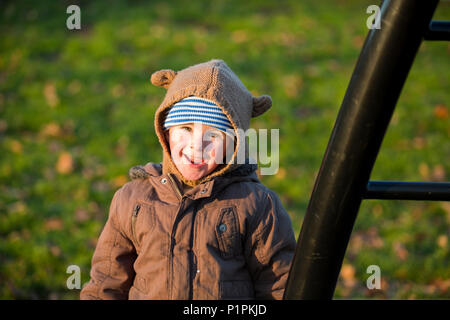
[252,95,272,117]
[151,69,177,89]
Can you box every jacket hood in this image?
[150,59,272,187]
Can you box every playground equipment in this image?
[284,0,450,299]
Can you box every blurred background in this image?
[0,0,449,299]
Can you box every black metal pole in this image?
[284,0,439,300]
[424,21,450,41]
[365,181,450,201]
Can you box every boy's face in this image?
[165,123,234,181]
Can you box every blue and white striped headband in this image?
[163,96,235,136]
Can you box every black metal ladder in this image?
[284,0,450,299]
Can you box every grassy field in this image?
[0,0,449,299]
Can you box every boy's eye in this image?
[205,131,223,140]
[180,126,192,132]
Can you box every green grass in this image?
[0,0,449,299]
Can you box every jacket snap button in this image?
[219,224,227,233]
[161,178,167,184]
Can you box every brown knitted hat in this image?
[151,59,272,187]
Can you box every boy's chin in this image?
[175,164,209,181]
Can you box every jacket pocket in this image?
[133,275,147,294]
[131,202,155,249]
[215,206,241,259]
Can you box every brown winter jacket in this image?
[81,59,296,299]
[80,161,296,299]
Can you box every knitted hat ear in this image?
[252,95,272,117]
[151,69,177,89]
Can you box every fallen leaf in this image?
[437,235,447,249]
[352,35,364,49]
[41,122,62,137]
[112,175,128,188]
[381,277,389,291]
[50,245,61,257]
[7,201,27,214]
[0,119,7,132]
[432,164,446,182]
[9,139,23,154]
[348,233,363,255]
[432,278,450,293]
[340,264,356,287]
[433,104,448,119]
[366,227,384,248]
[56,152,73,174]
[275,167,286,180]
[44,82,59,107]
[75,208,90,222]
[284,74,303,98]
[348,227,384,256]
[372,204,383,217]
[418,162,430,179]
[393,241,408,261]
[413,137,426,150]
[44,218,64,231]
[231,30,248,43]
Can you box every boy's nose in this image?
[189,130,206,154]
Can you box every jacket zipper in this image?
[166,174,202,299]
[131,203,141,247]
[188,202,199,300]
[167,173,186,299]
[168,196,187,299]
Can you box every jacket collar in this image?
[129,161,259,201]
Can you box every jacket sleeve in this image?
[80,187,137,300]
[245,190,297,300]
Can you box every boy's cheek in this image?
[168,143,186,164]
[168,131,186,145]
[168,134,189,154]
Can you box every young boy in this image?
[80,59,296,300]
